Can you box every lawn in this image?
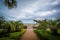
[0,32,23,40]
[34,29,60,40]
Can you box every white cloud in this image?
[35,11,54,17]
[17,13,27,19]
[52,10,56,13]
[7,0,57,21]
[1,0,59,23]
[5,0,56,17]
[51,1,59,5]
[36,18,45,20]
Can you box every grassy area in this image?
[0,32,24,40]
[34,29,60,40]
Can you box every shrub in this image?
[34,29,60,40]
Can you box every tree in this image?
[34,19,60,35]
[14,20,24,31]
[46,19,60,35]
[3,0,17,9]
[0,16,6,28]
[34,19,47,30]
[8,21,16,32]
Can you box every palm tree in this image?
[4,0,17,9]
[34,19,47,30]
[7,21,15,32]
[14,20,24,31]
[47,20,59,35]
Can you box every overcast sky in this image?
[0,0,60,24]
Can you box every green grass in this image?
[34,29,60,40]
[0,32,23,40]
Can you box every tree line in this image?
[34,19,60,35]
[0,16,26,35]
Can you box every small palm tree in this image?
[7,21,15,32]
[14,20,24,31]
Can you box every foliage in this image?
[34,19,60,34]
[34,19,48,30]
[0,32,23,40]
[0,17,6,28]
[3,0,17,9]
[34,30,60,40]
[0,16,25,36]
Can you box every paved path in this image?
[20,24,40,40]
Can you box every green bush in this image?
[0,29,3,33]
[34,30,60,40]
[34,30,48,40]
[0,29,7,33]
[23,26,27,29]
[0,32,23,40]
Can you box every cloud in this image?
[0,0,60,23]
[35,10,56,17]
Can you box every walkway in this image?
[20,24,40,40]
